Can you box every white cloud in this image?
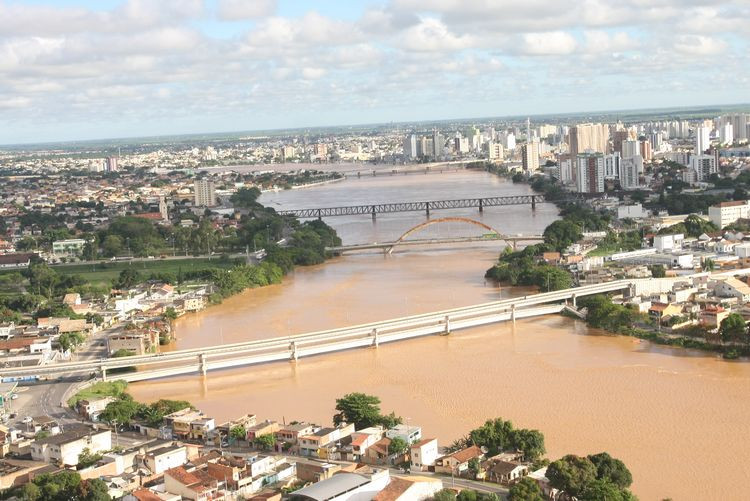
[400,18,475,52]
[217,0,276,20]
[673,35,729,56]
[521,31,578,55]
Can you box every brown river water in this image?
[131,172,750,500]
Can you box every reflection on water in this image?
[132,172,750,500]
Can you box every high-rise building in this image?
[575,153,605,193]
[558,155,574,184]
[622,140,640,158]
[432,131,443,158]
[568,123,610,157]
[695,126,711,155]
[105,157,119,172]
[721,114,749,142]
[640,141,652,162]
[503,132,516,151]
[194,179,217,207]
[522,141,540,172]
[650,131,663,151]
[604,153,621,179]
[691,154,718,181]
[487,141,504,161]
[403,134,418,159]
[621,156,643,190]
[612,130,630,155]
[159,197,170,222]
[720,123,734,145]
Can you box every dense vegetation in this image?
[546,453,635,500]
[2,470,109,501]
[448,417,546,462]
[485,244,572,292]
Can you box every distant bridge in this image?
[278,195,549,219]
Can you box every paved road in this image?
[392,469,509,498]
[8,323,115,428]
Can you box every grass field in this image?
[67,380,129,407]
[0,257,241,289]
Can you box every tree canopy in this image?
[508,477,544,501]
[333,393,402,430]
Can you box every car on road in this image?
[10,393,18,400]
[22,416,32,424]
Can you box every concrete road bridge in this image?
[0,280,643,384]
[326,217,545,254]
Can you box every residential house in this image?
[246,420,280,442]
[700,305,729,328]
[123,488,181,501]
[189,417,215,442]
[299,423,355,458]
[434,446,484,476]
[409,439,439,472]
[163,408,204,441]
[145,445,187,475]
[372,476,443,501]
[164,466,225,501]
[294,459,342,483]
[275,422,318,452]
[484,460,529,485]
[714,277,750,302]
[76,396,116,422]
[385,424,421,444]
[363,438,391,465]
[31,426,111,466]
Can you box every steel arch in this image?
[387,217,507,254]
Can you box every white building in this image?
[720,123,734,145]
[622,139,641,158]
[52,239,86,258]
[604,152,621,179]
[709,200,750,229]
[620,156,643,189]
[194,179,217,207]
[695,126,711,155]
[385,424,422,444]
[522,141,540,172]
[403,134,418,159]
[409,438,439,472]
[617,204,646,220]
[654,233,684,252]
[575,152,605,193]
[31,427,112,466]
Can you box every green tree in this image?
[253,433,276,451]
[511,429,546,462]
[546,455,598,497]
[101,235,124,257]
[650,265,666,278]
[99,395,142,426]
[588,452,633,489]
[543,219,583,251]
[333,393,402,430]
[230,187,262,208]
[114,268,141,289]
[433,489,457,501]
[702,258,715,272]
[389,437,408,456]
[579,479,637,501]
[77,448,102,469]
[508,477,544,501]
[229,426,246,441]
[58,332,86,352]
[456,490,477,501]
[163,307,178,322]
[720,313,747,343]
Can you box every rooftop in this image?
[290,473,371,501]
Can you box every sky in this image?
[0,0,748,144]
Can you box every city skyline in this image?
[1,0,749,144]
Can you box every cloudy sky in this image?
[1,0,748,144]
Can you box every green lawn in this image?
[0,257,241,289]
[67,380,129,407]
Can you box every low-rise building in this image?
[145,445,187,475]
[435,446,484,476]
[385,424,421,444]
[409,438,439,472]
[31,426,111,466]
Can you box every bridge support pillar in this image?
[100,365,107,382]
[371,207,376,220]
[571,294,577,308]
[317,209,322,221]
[372,328,379,347]
[444,315,451,335]
[425,202,430,217]
[199,353,207,376]
[289,341,298,362]
[511,304,516,323]
[478,199,483,213]
[531,196,536,211]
